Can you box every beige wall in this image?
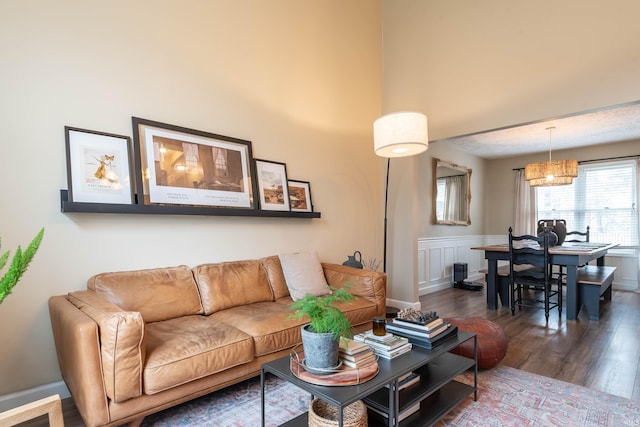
[381,0,640,305]
[0,1,383,396]
[382,0,640,140]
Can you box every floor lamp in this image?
[373,112,429,273]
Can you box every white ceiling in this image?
[434,101,640,160]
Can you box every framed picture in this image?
[65,126,134,204]
[288,180,313,212]
[255,159,290,211]
[132,117,257,209]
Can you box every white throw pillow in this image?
[278,251,331,301]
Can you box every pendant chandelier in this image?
[525,127,578,187]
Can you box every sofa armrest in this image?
[321,263,387,316]
[48,295,110,427]
[67,291,145,404]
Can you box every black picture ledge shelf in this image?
[60,190,321,219]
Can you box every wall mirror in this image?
[432,158,471,225]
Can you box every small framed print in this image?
[255,159,290,211]
[288,180,313,212]
[65,126,134,204]
[132,117,257,209]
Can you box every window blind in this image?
[536,160,638,247]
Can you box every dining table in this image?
[471,241,618,320]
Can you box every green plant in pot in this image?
[289,285,355,373]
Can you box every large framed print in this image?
[65,126,134,204]
[132,117,256,209]
[288,180,313,212]
[255,159,290,211]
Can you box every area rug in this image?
[141,366,640,426]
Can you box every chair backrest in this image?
[508,226,552,283]
[565,226,590,242]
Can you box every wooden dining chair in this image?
[565,226,590,243]
[559,225,591,282]
[508,227,562,321]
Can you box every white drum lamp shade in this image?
[374,112,428,158]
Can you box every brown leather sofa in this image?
[48,255,386,427]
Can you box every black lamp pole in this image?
[383,158,390,273]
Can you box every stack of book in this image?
[386,370,420,390]
[367,401,421,423]
[385,315,457,349]
[338,338,377,369]
[367,371,421,422]
[353,330,412,359]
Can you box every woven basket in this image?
[308,398,367,427]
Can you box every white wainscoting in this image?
[418,236,639,295]
[418,235,501,295]
[605,248,639,291]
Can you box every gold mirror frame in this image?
[432,158,471,225]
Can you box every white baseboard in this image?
[385,298,421,311]
[0,381,70,412]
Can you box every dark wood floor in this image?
[18,286,640,426]
[420,285,640,402]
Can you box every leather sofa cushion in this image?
[143,316,253,394]
[193,260,274,315]
[210,302,305,357]
[68,290,144,403]
[260,256,289,300]
[278,251,331,301]
[87,265,203,323]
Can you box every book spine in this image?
[374,343,412,359]
[390,320,449,335]
[354,335,408,351]
[406,327,458,349]
[386,322,450,339]
[393,317,443,331]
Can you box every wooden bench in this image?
[479,265,534,308]
[577,265,616,320]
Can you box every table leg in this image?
[260,369,266,427]
[565,265,579,320]
[487,260,498,310]
[473,335,478,401]
[389,379,398,427]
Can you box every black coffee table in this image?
[260,330,477,426]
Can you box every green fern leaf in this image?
[0,228,44,304]
[0,249,9,271]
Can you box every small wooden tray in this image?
[290,350,379,386]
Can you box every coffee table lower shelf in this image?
[279,380,473,427]
[262,331,477,427]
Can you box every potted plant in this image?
[0,228,44,304]
[289,285,355,372]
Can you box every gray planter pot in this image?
[301,324,339,370]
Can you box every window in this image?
[536,160,638,247]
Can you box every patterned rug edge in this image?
[141,365,640,427]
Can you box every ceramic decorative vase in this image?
[342,251,363,269]
[553,221,567,245]
[537,220,566,246]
